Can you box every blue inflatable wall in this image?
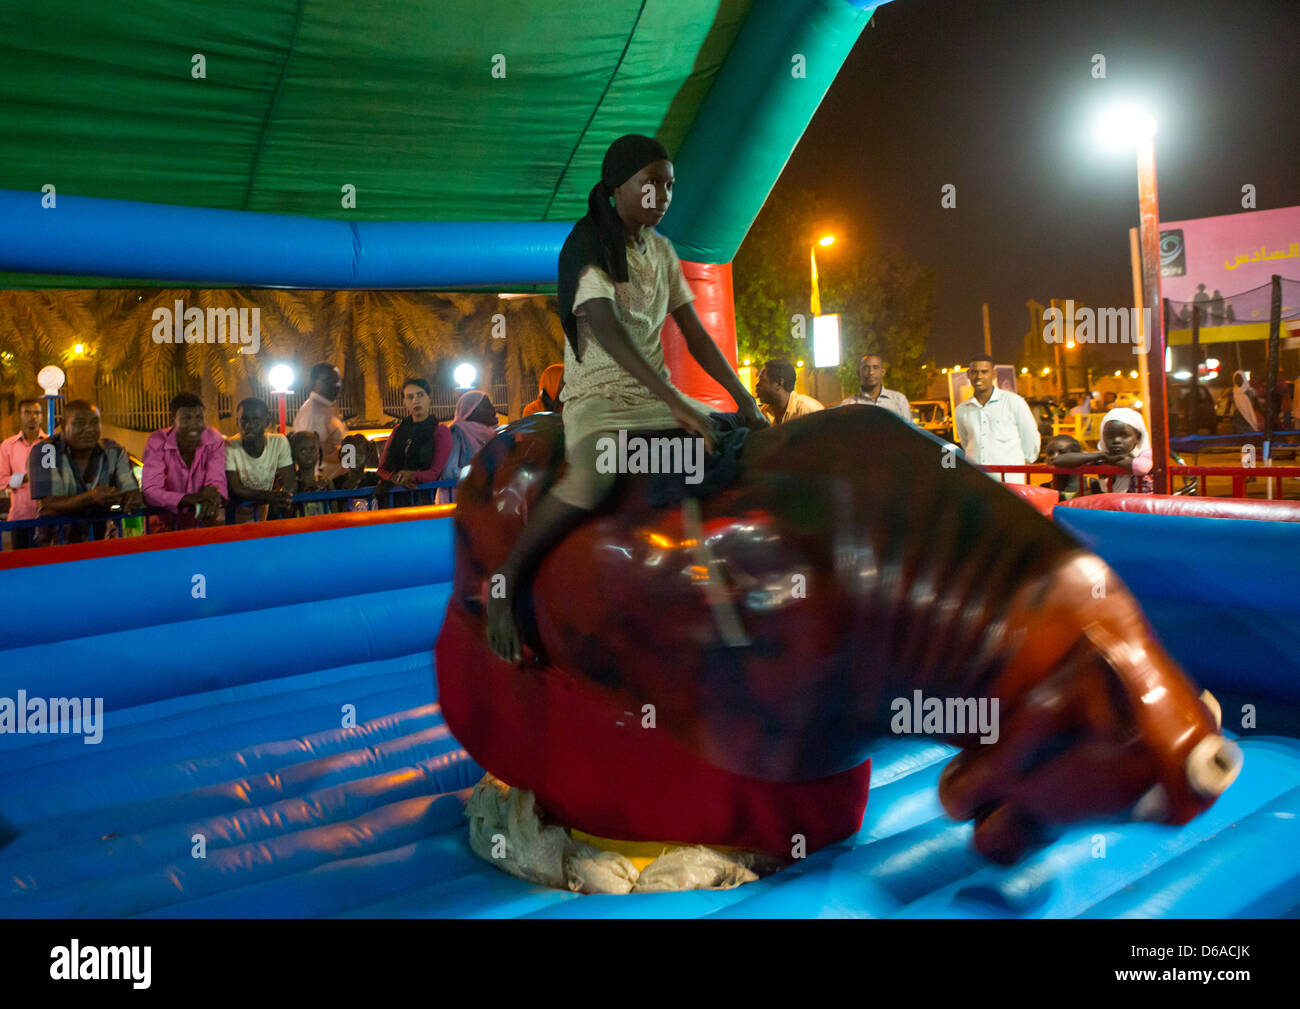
[1054,507,1300,704]
[0,189,570,288]
[2,508,1299,917]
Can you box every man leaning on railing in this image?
[142,393,228,532]
[28,400,142,546]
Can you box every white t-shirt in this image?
[226,433,292,491]
[560,229,701,445]
[564,231,695,405]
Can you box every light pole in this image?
[268,363,295,435]
[37,365,65,434]
[1100,104,1169,493]
[810,234,834,316]
[809,235,836,401]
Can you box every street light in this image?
[1097,101,1169,492]
[37,365,65,434]
[809,235,835,315]
[268,363,295,435]
[453,363,477,389]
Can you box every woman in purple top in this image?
[142,392,229,531]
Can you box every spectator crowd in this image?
[9,347,1278,550]
[0,361,517,549]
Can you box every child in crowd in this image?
[1042,435,1099,500]
[225,398,295,523]
[289,430,331,516]
[336,432,380,511]
[1048,407,1154,494]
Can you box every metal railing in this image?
[75,373,514,433]
[97,372,187,431]
[0,481,456,549]
[984,463,1300,498]
[380,383,512,422]
[95,373,359,431]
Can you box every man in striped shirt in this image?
[29,400,141,544]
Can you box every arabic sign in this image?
[1158,206,1300,343]
[1159,205,1300,304]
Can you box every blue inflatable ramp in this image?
[2,509,1298,917]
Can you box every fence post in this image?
[1189,304,1201,436]
[1264,274,1282,464]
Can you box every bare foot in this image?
[485,570,523,664]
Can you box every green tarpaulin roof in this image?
[0,1,751,222]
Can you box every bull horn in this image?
[1132,784,1169,822]
[1200,689,1222,729]
[1185,735,1243,798]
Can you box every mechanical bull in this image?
[435,406,1241,865]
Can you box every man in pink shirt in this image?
[0,398,48,549]
[142,392,229,531]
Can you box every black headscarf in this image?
[557,134,671,362]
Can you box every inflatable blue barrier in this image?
[1053,506,1300,703]
[2,507,1299,917]
[0,189,571,288]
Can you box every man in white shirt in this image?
[291,363,349,480]
[836,354,911,423]
[953,355,1041,483]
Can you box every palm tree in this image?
[487,296,566,417]
[0,289,96,394]
[1,287,566,432]
[92,288,322,426]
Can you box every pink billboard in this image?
[1159,205,1300,306]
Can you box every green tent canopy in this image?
[0,0,885,287]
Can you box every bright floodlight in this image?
[268,363,295,393]
[1097,103,1158,149]
[37,365,65,395]
[818,235,835,247]
[454,363,477,389]
[812,314,841,368]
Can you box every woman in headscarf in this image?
[1050,406,1153,493]
[1232,370,1262,433]
[484,133,767,664]
[522,364,565,417]
[437,390,501,504]
[1096,407,1153,493]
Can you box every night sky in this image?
[775,0,1300,366]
